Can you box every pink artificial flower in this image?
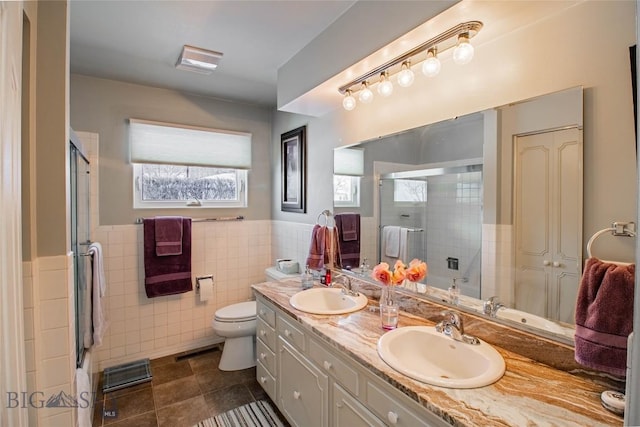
[406,258,428,282]
[392,260,407,285]
[372,262,392,286]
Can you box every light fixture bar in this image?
[338,21,482,94]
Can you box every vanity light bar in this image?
[338,21,482,109]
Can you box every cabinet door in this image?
[333,383,384,427]
[278,338,328,427]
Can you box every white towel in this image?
[88,242,108,347]
[383,226,401,257]
[75,368,92,427]
[399,227,409,261]
[82,261,93,348]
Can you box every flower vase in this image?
[379,286,399,330]
[404,280,418,293]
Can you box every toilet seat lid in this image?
[215,301,257,321]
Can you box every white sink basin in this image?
[289,287,368,315]
[496,308,574,339]
[377,326,505,389]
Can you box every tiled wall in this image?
[92,220,271,370]
[24,255,76,427]
[481,224,513,304]
[271,217,377,274]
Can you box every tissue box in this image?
[276,259,299,274]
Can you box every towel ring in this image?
[587,222,636,258]
[316,210,333,226]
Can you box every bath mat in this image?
[193,400,286,427]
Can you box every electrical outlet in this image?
[447,257,459,270]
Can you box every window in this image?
[394,179,427,203]
[333,175,360,207]
[129,119,251,209]
[333,148,363,208]
[133,164,247,208]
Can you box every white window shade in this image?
[129,119,252,169]
[334,148,364,176]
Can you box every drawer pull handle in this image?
[260,330,267,337]
[284,329,292,337]
[260,309,266,316]
[543,260,551,266]
[260,353,267,360]
[553,261,561,267]
[293,391,301,400]
[336,402,343,408]
[260,376,267,384]
[387,411,398,424]
[323,361,332,370]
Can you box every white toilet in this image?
[211,301,257,371]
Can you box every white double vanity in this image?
[252,280,622,427]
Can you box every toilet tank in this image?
[265,267,300,282]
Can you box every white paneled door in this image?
[513,127,583,323]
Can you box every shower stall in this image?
[70,134,91,368]
[378,163,483,297]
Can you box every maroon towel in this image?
[306,224,326,270]
[154,216,183,256]
[574,257,635,377]
[335,213,360,269]
[143,217,193,298]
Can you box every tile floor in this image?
[92,346,289,427]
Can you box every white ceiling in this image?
[69,1,358,107]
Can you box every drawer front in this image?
[333,383,384,427]
[257,299,276,328]
[277,314,306,352]
[309,338,360,396]
[256,360,276,402]
[257,317,276,352]
[257,338,276,375]
[366,380,432,427]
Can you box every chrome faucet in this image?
[435,310,480,345]
[332,275,359,297]
[483,296,504,318]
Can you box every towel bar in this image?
[134,216,243,224]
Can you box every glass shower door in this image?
[70,141,91,367]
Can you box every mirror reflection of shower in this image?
[378,163,482,298]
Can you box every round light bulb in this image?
[358,83,374,104]
[342,91,356,111]
[422,49,441,77]
[397,62,415,88]
[453,34,474,65]
[377,72,393,97]
[378,79,393,97]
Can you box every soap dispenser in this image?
[301,265,313,290]
[448,279,461,306]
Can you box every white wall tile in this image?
[41,328,69,360]
[39,299,68,330]
[39,269,68,301]
[41,356,71,389]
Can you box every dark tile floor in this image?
[92,346,288,427]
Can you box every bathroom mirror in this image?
[334,87,584,342]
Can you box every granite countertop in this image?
[252,280,623,427]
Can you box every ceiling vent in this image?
[175,45,223,75]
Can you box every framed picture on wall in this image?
[281,125,306,213]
